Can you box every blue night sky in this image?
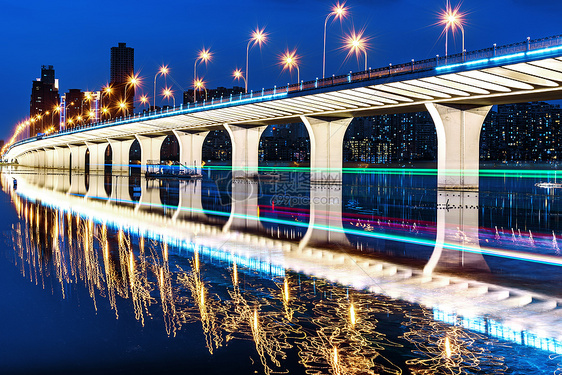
[0,0,560,141]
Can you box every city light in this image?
[439,1,465,57]
[344,28,369,70]
[162,87,175,107]
[154,65,169,108]
[245,26,268,93]
[279,49,300,84]
[323,2,349,78]
[194,49,212,102]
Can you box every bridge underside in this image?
[7,56,562,189]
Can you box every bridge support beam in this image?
[224,124,266,178]
[299,183,350,250]
[86,142,109,171]
[424,190,489,275]
[426,103,492,190]
[69,144,89,171]
[172,130,209,174]
[223,179,262,232]
[108,139,135,173]
[54,146,70,170]
[135,135,166,172]
[44,148,55,169]
[301,116,353,183]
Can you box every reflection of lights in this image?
[350,303,356,326]
[444,336,452,358]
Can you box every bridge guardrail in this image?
[7,34,562,154]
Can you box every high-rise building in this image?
[109,42,134,118]
[29,65,60,137]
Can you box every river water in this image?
[1,165,562,374]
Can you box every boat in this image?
[145,161,203,180]
[534,182,562,189]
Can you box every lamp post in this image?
[101,107,112,120]
[153,65,168,109]
[195,79,207,101]
[233,69,247,89]
[280,50,300,84]
[245,27,267,93]
[139,95,149,110]
[323,2,348,79]
[162,87,175,107]
[441,1,465,59]
[345,29,369,71]
[101,86,112,120]
[118,101,129,116]
[194,49,211,102]
[125,74,139,113]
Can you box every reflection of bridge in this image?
[6,36,562,189]
[7,169,562,352]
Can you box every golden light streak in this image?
[350,303,356,326]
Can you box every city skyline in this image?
[1,0,561,141]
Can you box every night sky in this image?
[0,0,560,141]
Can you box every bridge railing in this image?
[9,34,562,151]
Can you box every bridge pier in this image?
[86,142,109,171]
[424,190,489,275]
[301,116,353,183]
[223,179,262,232]
[69,144,89,171]
[135,135,166,172]
[299,182,350,250]
[172,130,209,174]
[44,148,55,169]
[54,146,70,170]
[426,103,492,190]
[108,139,135,173]
[224,124,266,178]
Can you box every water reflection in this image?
[3,167,562,373]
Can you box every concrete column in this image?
[108,139,135,174]
[172,130,209,174]
[44,149,55,169]
[85,142,109,172]
[68,172,88,196]
[54,147,70,170]
[85,173,110,199]
[173,179,206,222]
[300,116,353,182]
[299,183,350,250]
[37,150,46,169]
[135,178,162,211]
[135,135,166,172]
[222,179,262,232]
[425,103,492,190]
[69,144,89,171]
[224,124,266,178]
[424,190,489,275]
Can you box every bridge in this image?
[6,169,562,355]
[5,35,562,189]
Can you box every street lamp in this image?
[101,107,112,120]
[344,29,369,71]
[194,48,211,102]
[162,87,175,107]
[440,1,465,58]
[139,94,149,109]
[101,85,112,119]
[280,49,300,84]
[233,68,247,88]
[194,79,207,101]
[52,105,61,128]
[245,27,267,93]
[125,73,140,113]
[153,65,168,109]
[323,2,348,79]
[118,101,129,116]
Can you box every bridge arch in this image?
[160,134,180,163]
[129,139,141,169]
[104,144,112,174]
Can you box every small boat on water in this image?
[145,161,203,180]
[535,182,562,189]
